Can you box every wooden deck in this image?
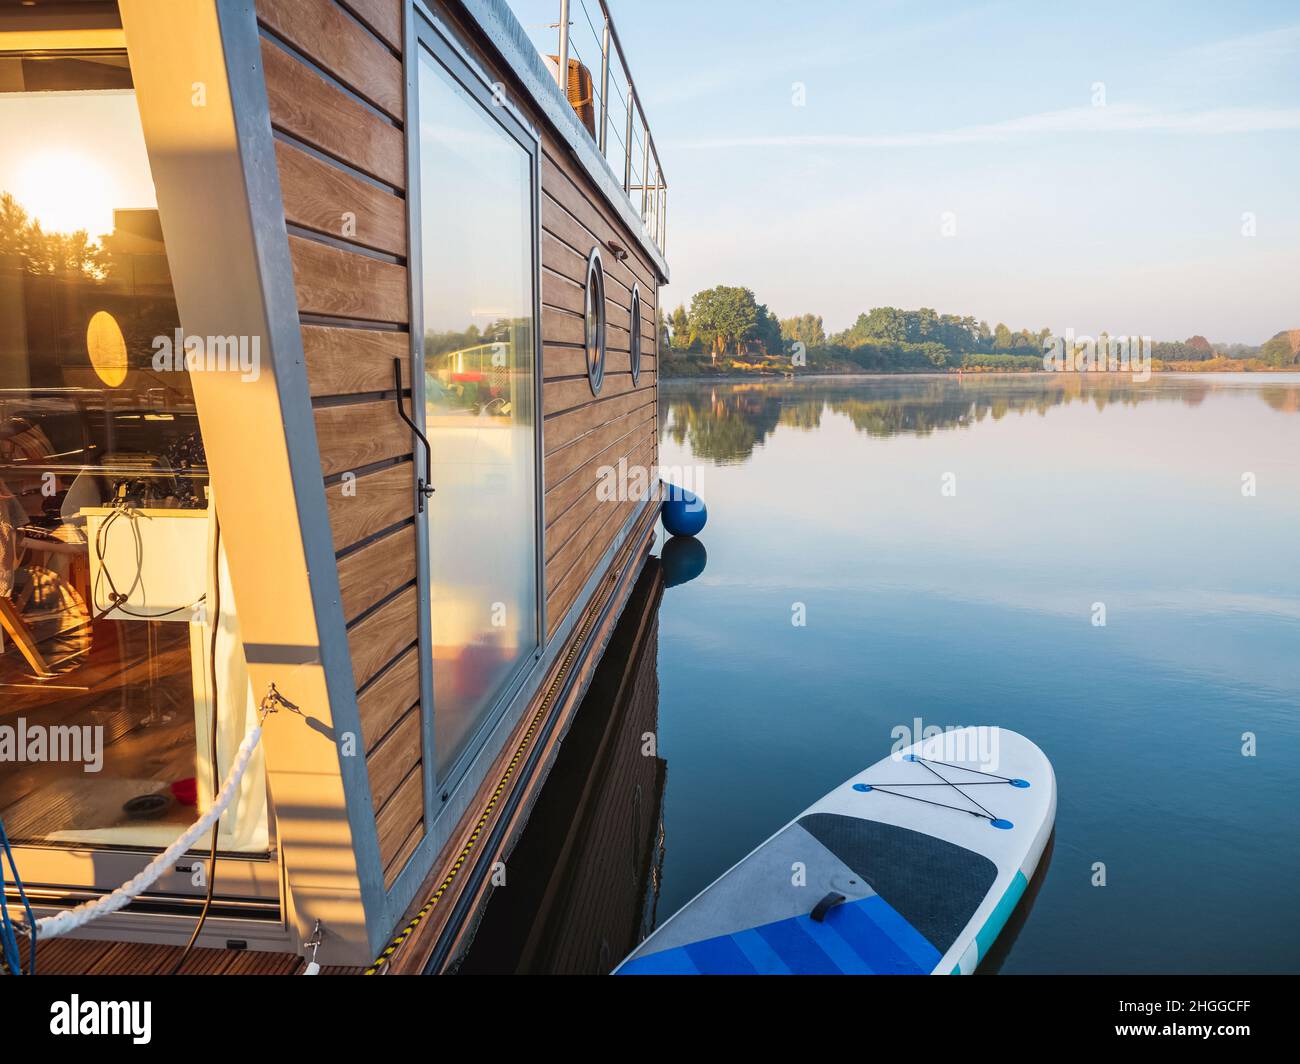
[18,936,360,976]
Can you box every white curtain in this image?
[194,501,269,853]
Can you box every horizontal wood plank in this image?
[262,37,405,187]
[541,204,656,322]
[544,388,655,456]
[357,644,421,752]
[275,140,406,257]
[336,524,416,623]
[541,304,584,347]
[314,399,412,477]
[541,230,637,309]
[541,267,584,315]
[384,817,423,887]
[346,584,418,690]
[546,494,643,631]
[546,483,642,596]
[542,345,655,381]
[545,371,647,417]
[259,0,403,119]
[544,403,657,507]
[367,707,423,810]
[545,435,654,564]
[337,0,402,52]
[325,461,416,553]
[302,324,410,396]
[540,146,656,291]
[288,234,408,324]
[376,761,424,867]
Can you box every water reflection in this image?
[661,535,708,588]
[975,831,1054,976]
[650,371,1300,973]
[663,375,1300,464]
[459,564,666,974]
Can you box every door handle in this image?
[393,358,435,513]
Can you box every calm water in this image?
[651,373,1300,974]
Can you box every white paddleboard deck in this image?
[615,726,1055,975]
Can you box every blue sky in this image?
[515,1,1300,343]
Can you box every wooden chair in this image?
[0,529,89,680]
[0,593,55,678]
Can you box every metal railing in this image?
[552,0,667,256]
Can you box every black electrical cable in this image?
[91,505,205,623]
[169,510,221,975]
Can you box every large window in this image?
[416,41,541,782]
[0,53,266,857]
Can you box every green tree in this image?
[668,304,691,350]
[859,307,908,344]
[1259,330,1300,367]
[779,313,826,349]
[754,303,783,356]
[689,285,761,364]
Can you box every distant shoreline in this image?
[658,368,1300,384]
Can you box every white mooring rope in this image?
[32,720,267,941]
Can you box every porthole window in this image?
[629,284,642,386]
[585,247,606,395]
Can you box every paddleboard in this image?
[614,726,1055,975]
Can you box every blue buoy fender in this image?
[661,483,707,538]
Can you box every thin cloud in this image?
[644,3,1004,108]
[1184,22,1300,74]
[674,104,1300,150]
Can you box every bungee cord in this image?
[855,753,1029,826]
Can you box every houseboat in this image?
[0,0,668,973]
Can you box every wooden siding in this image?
[537,138,660,639]
[257,0,423,888]
[256,0,665,898]
[425,1,663,642]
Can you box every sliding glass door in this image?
[0,49,270,898]
[414,34,542,785]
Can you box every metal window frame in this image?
[629,281,642,385]
[407,4,548,808]
[585,246,607,396]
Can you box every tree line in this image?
[663,284,1296,374]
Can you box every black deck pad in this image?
[798,813,997,954]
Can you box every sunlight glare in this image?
[11,150,117,238]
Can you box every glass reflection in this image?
[417,50,539,780]
[0,54,265,853]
